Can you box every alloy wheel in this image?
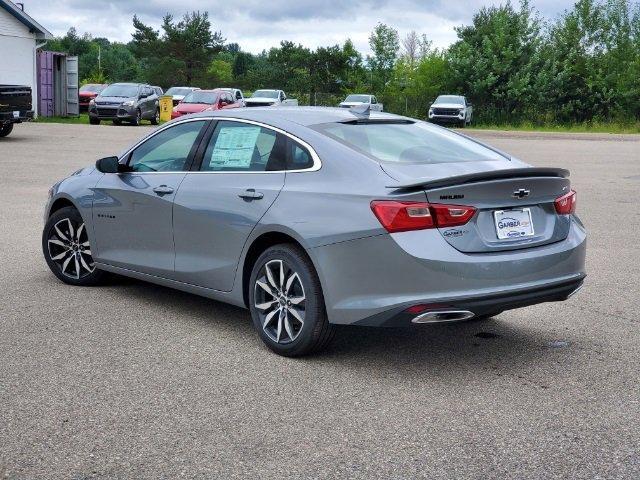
[47,218,95,279]
[254,259,306,344]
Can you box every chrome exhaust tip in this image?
[411,310,475,324]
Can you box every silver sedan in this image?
[42,107,586,356]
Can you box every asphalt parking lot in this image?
[0,122,638,479]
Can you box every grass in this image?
[468,121,640,134]
[33,112,165,126]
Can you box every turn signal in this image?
[554,190,577,215]
[371,201,476,233]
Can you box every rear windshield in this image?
[182,91,218,104]
[314,121,504,164]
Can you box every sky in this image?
[18,0,577,54]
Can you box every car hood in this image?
[95,96,135,104]
[430,103,465,109]
[175,103,212,113]
[246,97,277,103]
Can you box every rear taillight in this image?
[370,201,476,233]
[555,190,577,215]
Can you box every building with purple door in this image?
[0,0,53,117]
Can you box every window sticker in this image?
[209,126,261,169]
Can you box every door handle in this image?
[238,188,264,200]
[153,185,174,196]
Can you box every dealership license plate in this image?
[13,111,20,118]
[494,208,534,239]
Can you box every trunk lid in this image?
[383,162,572,253]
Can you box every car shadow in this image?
[110,276,564,377]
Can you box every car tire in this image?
[42,206,106,286]
[249,243,335,357]
[0,123,14,137]
[151,109,160,125]
[131,109,141,126]
[89,117,100,125]
[459,120,466,128]
[113,119,121,126]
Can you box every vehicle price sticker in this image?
[494,208,535,239]
[209,126,261,169]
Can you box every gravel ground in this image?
[0,122,638,479]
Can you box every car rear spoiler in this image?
[385,167,570,190]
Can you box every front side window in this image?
[200,121,286,172]
[314,121,504,164]
[128,121,206,172]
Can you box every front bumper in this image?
[1,110,34,124]
[429,114,464,123]
[89,105,136,121]
[311,218,587,325]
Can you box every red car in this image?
[171,89,242,119]
[78,84,107,111]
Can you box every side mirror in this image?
[139,93,148,99]
[95,156,122,174]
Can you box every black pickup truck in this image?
[0,84,34,138]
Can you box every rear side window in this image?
[288,141,314,170]
[128,121,205,172]
[200,121,286,172]
[314,121,503,164]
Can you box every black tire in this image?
[0,123,14,137]
[42,206,106,286]
[459,119,466,128]
[113,119,121,126]
[249,243,335,357]
[151,108,160,125]
[130,109,142,126]
[89,117,100,125]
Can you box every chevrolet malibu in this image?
[42,108,586,356]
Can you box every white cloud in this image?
[18,0,575,54]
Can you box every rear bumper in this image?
[1,110,33,124]
[311,218,586,325]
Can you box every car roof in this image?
[186,106,407,127]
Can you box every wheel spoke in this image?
[81,241,90,247]
[256,279,276,297]
[61,254,73,274]
[79,255,93,273]
[265,261,279,290]
[51,251,68,261]
[284,314,294,341]
[54,224,68,242]
[285,272,299,294]
[48,239,66,248]
[288,295,305,305]
[74,255,80,279]
[262,308,279,329]
[76,223,85,242]
[65,218,75,241]
[276,311,283,343]
[255,299,277,311]
[82,249,92,256]
[288,306,304,325]
[279,260,285,290]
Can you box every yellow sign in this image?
[159,95,173,122]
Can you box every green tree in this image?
[367,23,400,90]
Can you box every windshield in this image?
[182,91,218,104]
[435,95,464,105]
[252,90,279,99]
[80,84,102,93]
[166,87,192,96]
[314,121,503,164]
[100,84,139,98]
[345,95,370,103]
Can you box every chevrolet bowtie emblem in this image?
[512,188,530,199]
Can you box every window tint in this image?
[288,141,314,170]
[235,91,242,100]
[128,121,205,172]
[200,121,286,172]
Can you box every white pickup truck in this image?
[428,95,473,127]
[245,89,298,107]
[339,94,383,112]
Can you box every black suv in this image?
[89,83,159,126]
[0,84,34,138]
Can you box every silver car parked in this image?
[42,107,586,356]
